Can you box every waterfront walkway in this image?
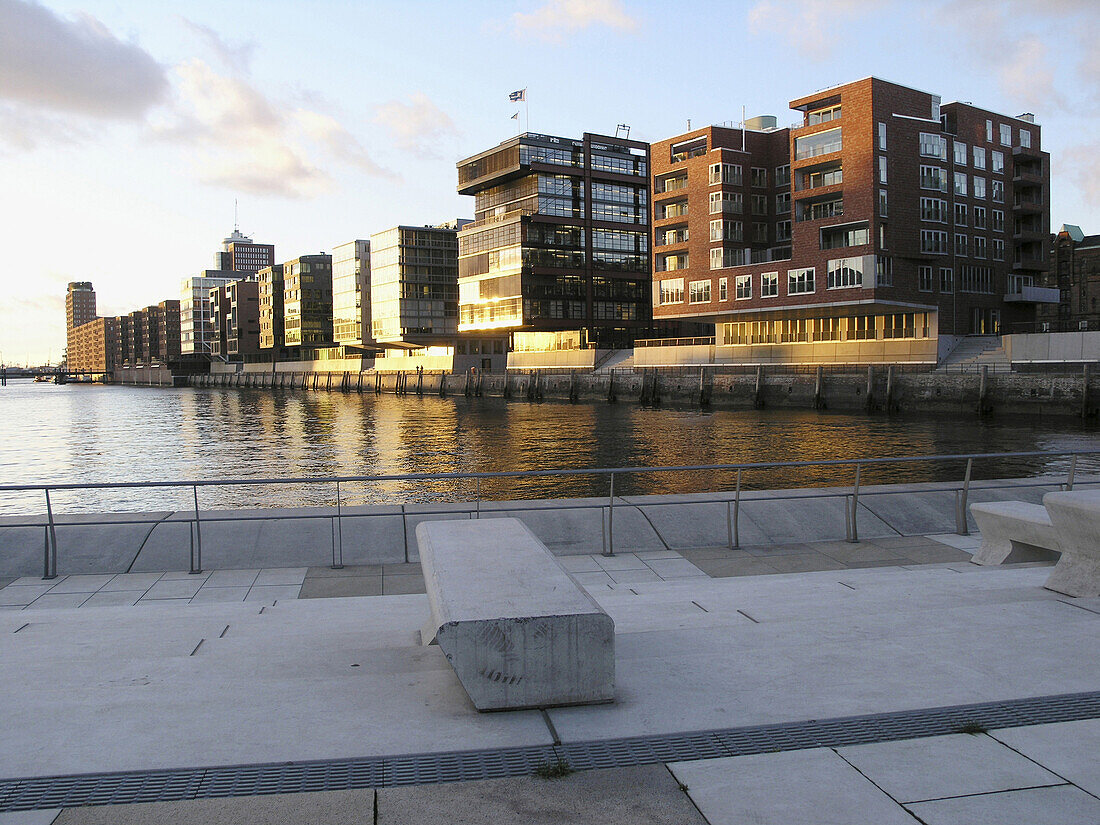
[2,516,1099,823]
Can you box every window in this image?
[710,248,724,270]
[828,256,864,289]
[991,180,1004,203]
[879,189,888,217]
[751,167,767,187]
[954,172,968,197]
[992,239,1004,260]
[999,123,1011,146]
[921,198,948,223]
[751,194,768,216]
[709,162,742,185]
[761,272,779,297]
[658,252,689,271]
[919,132,947,159]
[876,256,893,287]
[820,223,869,249]
[961,264,993,293]
[992,151,1004,174]
[658,175,688,193]
[795,128,842,159]
[955,203,967,225]
[973,206,986,229]
[878,122,886,150]
[776,220,791,242]
[670,137,706,163]
[808,105,841,125]
[802,166,842,189]
[973,146,986,170]
[920,230,948,254]
[920,165,947,191]
[1020,129,1031,149]
[735,274,752,299]
[955,233,967,256]
[775,165,791,186]
[718,277,728,301]
[787,267,815,294]
[992,209,1004,232]
[973,177,986,199]
[659,278,683,304]
[879,156,888,183]
[710,191,743,214]
[710,219,742,242]
[973,236,987,259]
[985,120,993,142]
[775,192,791,214]
[954,141,967,165]
[940,267,953,294]
[688,280,712,303]
[753,223,768,243]
[919,265,934,292]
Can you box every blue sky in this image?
[2,0,1098,365]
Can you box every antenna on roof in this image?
[234,199,239,233]
[615,123,631,139]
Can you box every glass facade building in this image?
[370,225,461,344]
[180,272,237,354]
[282,255,333,348]
[258,265,285,351]
[332,239,372,348]
[456,132,652,348]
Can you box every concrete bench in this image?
[969,501,1062,566]
[1042,491,1100,598]
[417,518,615,711]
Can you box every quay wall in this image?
[185,366,1100,418]
[0,476,1090,578]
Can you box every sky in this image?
[1,0,1098,366]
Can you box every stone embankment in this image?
[168,364,1100,418]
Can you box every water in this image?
[1,379,1097,515]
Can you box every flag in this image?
[511,112,518,120]
[509,89,526,102]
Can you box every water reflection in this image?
[0,379,1097,515]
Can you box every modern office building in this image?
[332,240,373,350]
[210,280,260,358]
[647,77,1052,364]
[370,224,464,345]
[65,282,97,365]
[455,132,652,350]
[180,272,238,355]
[1037,225,1100,332]
[214,228,275,275]
[258,264,285,353]
[282,254,333,348]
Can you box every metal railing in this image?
[2,450,1098,580]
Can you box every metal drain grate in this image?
[2,691,1099,813]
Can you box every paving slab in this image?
[837,733,1064,803]
[304,564,381,579]
[44,575,115,594]
[189,587,249,603]
[298,575,381,599]
[142,579,204,600]
[670,749,914,825]
[766,553,848,573]
[690,557,780,577]
[991,719,1100,797]
[99,573,162,592]
[25,593,90,610]
[607,569,662,584]
[592,553,647,571]
[569,571,614,588]
[0,810,61,824]
[82,590,145,607]
[643,558,707,578]
[905,784,1100,824]
[380,573,426,595]
[377,764,707,825]
[0,585,54,606]
[202,569,259,588]
[557,555,603,573]
[243,584,300,602]
[253,568,307,586]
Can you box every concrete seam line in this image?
[626,500,672,552]
[125,511,176,574]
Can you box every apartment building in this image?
[210,280,260,358]
[456,132,652,350]
[258,264,285,353]
[649,77,1052,364]
[332,239,373,351]
[181,271,238,355]
[1037,225,1100,332]
[65,282,97,366]
[68,317,117,372]
[282,254,333,348]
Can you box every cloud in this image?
[747,0,869,60]
[295,110,398,179]
[1059,142,1100,209]
[179,17,256,74]
[0,0,167,118]
[0,103,89,152]
[373,92,458,155]
[512,0,638,39]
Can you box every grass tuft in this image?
[534,759,574,779]
[956,721,988,735]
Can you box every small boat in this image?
[34,375,52,382]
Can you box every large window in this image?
[920,165,947,191]
[1020,129,1031,149]
[954,172,968,197]
[940,267,953,293]
[751,194,768,216]
[953,141,967,165]
[973,236,987,259]
[973,177,987,199]
[879,189,888,218]
[735,274,752,299]
[795,128,842,160]
[761,272,779,297]
[974,206,987,229]
[808,105,841,125]
[991,151,1004,174]
[709,162,742,185]
[820,223,869,249]
[991,180,1004,203]
[961,265,993,293]
[827,256,864,289]
[718,277,728,301]
[921,198,948,223]
[955,203,967,225]
[955,233,967,257]
[688,280,712,303]
[992,210,1004,232]
[787,267,815,295]
[878,122,886,150]
[999,123,1011,146]
[751,167,768,187]
[710,192,743,214]
[920,230,948,254]
[876,256,893,287]
[659,278,684,304]
[775,165,791,186]
[710,219,742,242]
[919,265,934,292]
[973,146,986,170]
[919,132,947,159]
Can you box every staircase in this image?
[935,336,1011,372]
[593,349,634,373]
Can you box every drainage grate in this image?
[2,691,1099,813]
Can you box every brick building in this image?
[68,317,117,373]
[1037,225,1100,332]
[210,280,260,358]
[214,228,275,275]
[65,282,97,366]
[648,77,1052,364]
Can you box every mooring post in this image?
[331,480,344,569]
[1082,363,1091,420]
[956,458,973,535]
[865,365,875,413]
[813,365,824,409]
[886,364,895,412]
[754,365,764,408]
[978,365,989,415]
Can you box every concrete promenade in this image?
[1,479,1098,823]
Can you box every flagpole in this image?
[525,92,529,134]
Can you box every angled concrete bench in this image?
[969,501,1062,565]
[417,518,615,711]
[1042,490,1100,598]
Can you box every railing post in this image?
[847,463,861,543]
[43,488,58,579]
[956,458,973,536]
[1065,454,1077,492]
[191,484,203,574]
[475,477,481,520]
[605,472,615,557]
[330,477,343,567]
[732,469,742,549]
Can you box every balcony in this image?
[1005,285,1059,303]
[1012,167,1043,185]
[1013,144,1043,161]
[1012,194,1043,214]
